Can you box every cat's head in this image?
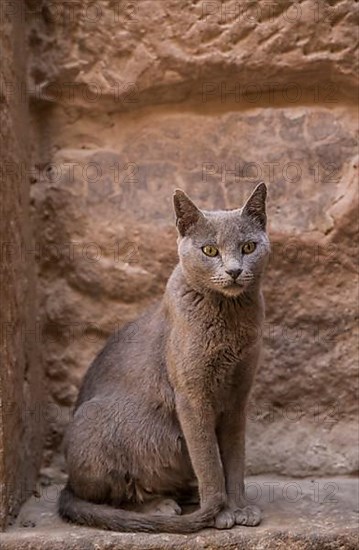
[173,183,270,297]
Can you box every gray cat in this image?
[59,182,270,533]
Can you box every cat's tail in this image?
[58,484,222,533]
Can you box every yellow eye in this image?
[242,242,256,254]
[202,245,219,257]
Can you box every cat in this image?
[58,182,270,533]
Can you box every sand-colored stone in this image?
[1,476,358,550]
[30,101,359,475]
[0,0,44,530]
[1,0,358,539]
[0,0,357,540]
[26,0,358,109]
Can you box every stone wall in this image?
[27,0,358,475]
[0,0,44,530]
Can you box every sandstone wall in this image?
[0,0,44,529]
[27,0,358,475]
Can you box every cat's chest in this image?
[188,310,259,395]
[197,307,259,357]
[170,293,263,386]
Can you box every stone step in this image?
[1,476,358,549]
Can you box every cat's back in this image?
[75,299,170,408]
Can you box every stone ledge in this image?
[1,476,358,549]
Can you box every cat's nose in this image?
[225,267,242,280]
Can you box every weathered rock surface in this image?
[25,0,359,478]
[26,0,359,108]
[0,1,44,529]
[31,102,359,475]
[1,476,358,550]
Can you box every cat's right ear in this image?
[241,182,267,230]
[173,189,204,237]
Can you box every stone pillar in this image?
[0,0,44,530]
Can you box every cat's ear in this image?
[241,182,267,230]
[173,189,204,236]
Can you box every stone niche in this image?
[28,0,358,475]
[1,0,359,532]
[27,0,358,479]
[31,102,359,478]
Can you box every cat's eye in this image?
[202,245,219,257]
[242,242,256,254]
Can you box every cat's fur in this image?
[58,182,270,533]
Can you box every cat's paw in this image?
[152,498,182,516]
[234,504,261,526]
[214,504,261,529]
[214,508,236,529]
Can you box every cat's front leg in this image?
[215,369,262,528]
[175,393,227,515]
[215,405,261,528]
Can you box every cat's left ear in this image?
[241,182,267,230]
[173,189,205,237]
